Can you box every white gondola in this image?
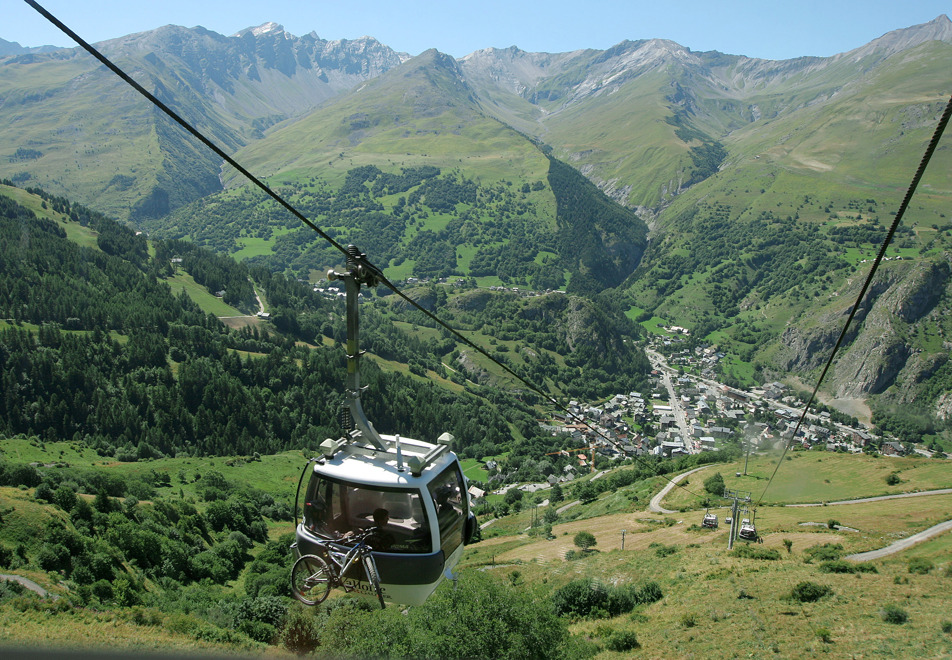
[702,512,718,529]
[292,247,477,606]
[738,515,757,541]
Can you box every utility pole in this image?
[744,434,750,476]
[621,529,626,550]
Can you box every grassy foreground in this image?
[1,442,950,658]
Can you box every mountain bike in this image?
[291,527,385,608]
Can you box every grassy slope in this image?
[224,53,551,191]
[541,68,694,209]
[2,439,950,656]
[0,59,164,219]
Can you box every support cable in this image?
[27,0,713,501]
[758,92,952,505]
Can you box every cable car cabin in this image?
[738,520,758,541]
[702,513,718,529]
[294,432,476,606]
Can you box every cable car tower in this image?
[292,246,477,606]
[723,487,752,549]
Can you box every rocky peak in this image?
[244,22,286,38]
[841,14,952,61]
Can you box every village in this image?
[482,328,935,502]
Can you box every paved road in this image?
[648,465,711,514]
[785,488,952,507]
[646,349,692,451]
[847,519,952,562]
[784,488,952,560]
[648,471,952,560]
[0,574,56,599]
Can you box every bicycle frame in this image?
[320,538,373,590]
[291,528,385,608]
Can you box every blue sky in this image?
[5,0,950,60]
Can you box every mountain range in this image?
[2,14,952,429]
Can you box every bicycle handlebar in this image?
[325,526,379,548]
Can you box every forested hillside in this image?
[1,182,652,462]
[0,184,539,459]
[147,154,648,296]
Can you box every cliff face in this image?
[776,258,951,399]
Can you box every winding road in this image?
[846,519,952,562]
[648,465,711,514]
[649,468,952,559]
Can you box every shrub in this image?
[238,620,276,644]
[827,519,840,530]
[790,581,832,603]
[604,629,640,651]
[908,557,934,575]
[941,620,952,634]
[880,604,908,624]
[573,531,597,552]
[680,613,697,628]
[819,560,877,574]
[650,542,678,558]
[606,584,638,615]
[815,626,833,643]
[635,580,664,605]
[731,545,780,560]
[278,606,321,655]
[552,578,609,618]
[885,471,901,485]
[703,472,725,496]
[803,543,844,563]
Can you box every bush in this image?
[604,629,640,652]
[790,581,832,603]
[880,604,908,624]
[278,606,321,655]
[403,572,567,659]
[731,545,780,560]
[703,472,725,496]
[815,626,832,644]
[819,560,877,574]
[803,543,844,563]
[908,557,934,575]
[238,620,277,644]
[650,542,678,557]
[552,577,662,620]
[885,471,901,485]
[573,531,597,552]
[941,620,952,634]
[552,578,609,618]
[635,580,664,605]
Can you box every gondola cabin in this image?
[291,246,476,606]
[738,519,758,541]
[702,512,718,529]
[294,432,476,606]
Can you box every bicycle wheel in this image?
[362,553,385,609]
[291,554,332,606]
